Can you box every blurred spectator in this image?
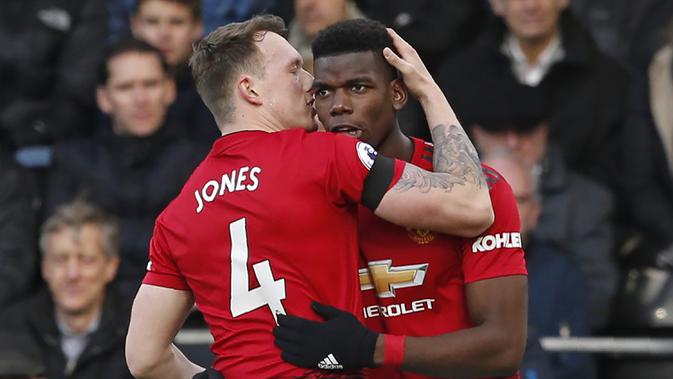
[0,149,37,307]
[131,0,203,68]
[621,29,673,266]
[0,201,132,379]
[436,0,628,189]
[45,39,203,295]
[484,150,596,379]
[357,0,487,142]
[0,332,45,379]
[471,83,617,328]
[289,0,365,73]
[570,0,673,70]
[611,28,673,331]
[131,0,219,143]
[200,0,279,33]
[109,0,279,42]
[0,0,106,150]
[359,0,485,71]
[520,328,554,379]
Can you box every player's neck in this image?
[219,116,284,136]
[516,30,559,64]
[56,299,103,336]
[377,124,414,162]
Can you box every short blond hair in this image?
[40,200,119,258]
[189,14,286,124]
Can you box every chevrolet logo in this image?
[359,259,429,298]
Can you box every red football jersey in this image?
[143,129,403,378]
[360,138,527,379]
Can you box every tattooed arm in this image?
[373,30,492,237]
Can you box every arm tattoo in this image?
[431,124,485,188]
[392,124,485,193]
[392,164,464,193]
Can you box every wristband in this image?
[383,334,405,367]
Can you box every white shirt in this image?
[502,33,565,86]
[56,310,101,375]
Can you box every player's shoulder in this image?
[481,164,511,192]
[480,164,518,220]
[291,130,367,160]
[154,157,212,230]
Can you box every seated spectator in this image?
[612,28,673,331]
[46,39,204,295]
[621,33,673,266]
[484,150,596,379]
[0,332,45,379]
[471,83,616,329]
[0,201,132,379]
[358,0,487,141]
[436,0,628,189]
[0,0,106,150]
[0,149,37,307]
[109,0,278,42]
[131,0,219,143]
[289,0,365,73]
[570,0,673,70]
[359,0,485,71]
[520,328,554,379]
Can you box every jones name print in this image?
[195,166,262,213]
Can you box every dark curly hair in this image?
[312,18,399,80]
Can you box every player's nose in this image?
[329,90,352,116]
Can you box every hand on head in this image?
[382,28,436,99]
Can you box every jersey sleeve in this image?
[143,217,190,290]
[325,134,404,206]
[461,170,528,283]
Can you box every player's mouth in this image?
[329,123,363,139]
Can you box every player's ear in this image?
[471,124,488,151]
[130,16,141,38]
[391,78,408,111]
[96,86,113,115]
[162,77,177,106]
[558,0,570,11]
[490,0,505,16]
[192,20,204,40]
[238,76,263,106]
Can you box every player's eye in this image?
[351,84,366,93]
[143,17,159,26]
[316,89,331,98]
[170,18,187,26]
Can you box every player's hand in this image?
[383,28,437,101]
[273,301,379,371]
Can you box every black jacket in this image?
[359,0,485,71]
[526,239,596,379]
[436,10,629,189]
[167,64,220,145]
[0,289,133,379]
[0,0,106,148]
[0,149,37,306]
[46,124,205,283]
[533,146,617,328]
[622,48,673,254]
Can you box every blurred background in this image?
[0,0,672,378]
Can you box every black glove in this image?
[192,368,224,379]
[273,301,379,371]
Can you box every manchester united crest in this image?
[406,228,435,244]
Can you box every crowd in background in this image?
[0,0,672,378]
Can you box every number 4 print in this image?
[229,218,287,324]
